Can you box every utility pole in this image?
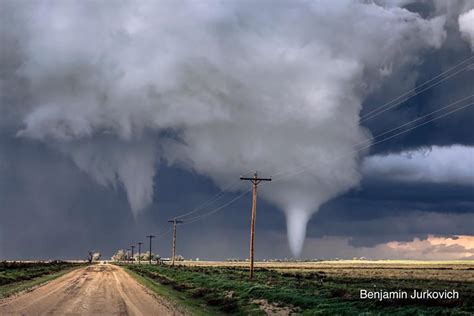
[137,242,143,264]
[240,171,271,279]
[146,235,156,265]
[168,219,183,266]
[130,245,135,263]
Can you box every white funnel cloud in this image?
[286,209,311,257]
[56,139,157,215]
[6,1,447,251]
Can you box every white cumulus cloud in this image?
[363,145,474,185]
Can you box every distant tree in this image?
[140,251,160,262]
[87,251,101,263]
[225,258,240,262]
[111,250,127,261]
[132,252,148,261]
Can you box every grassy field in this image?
[176,260,474,282]
[0,261,84,298]
[124,260,474,315]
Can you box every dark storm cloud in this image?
[0,135,143,259]
[358,2,474,156]
[0,1,473,260]
[361,14,474,154]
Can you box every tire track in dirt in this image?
[0,263,181,315]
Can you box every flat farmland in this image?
[125,260,474,315]
[175,260,474,282]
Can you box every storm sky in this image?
[0,0,473,260]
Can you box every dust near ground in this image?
[0,263,182,315]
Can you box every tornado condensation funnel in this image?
[285,209,310,257]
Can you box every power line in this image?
[361,65,469,123]
[173,170,255,221]
[363,95,473,144]
[181,188,252,225]
[155,227,173,238]
[361,55,473,123]
[362,102,474,152]
[173,182,240,220]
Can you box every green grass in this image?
[0,261,84,298]
[124,264,474,315]
[124,266,223,316]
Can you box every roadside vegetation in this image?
[125,263,474,315]
[0,261,84,298]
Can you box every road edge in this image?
[122,265,218,316]
[0,265,85,300]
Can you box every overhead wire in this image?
[172,181,240,220]
[181,188,252,225]
[360,55,473,123]
[172,169,255,220]
[155,227,173,237]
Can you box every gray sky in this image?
[0,0,473,260]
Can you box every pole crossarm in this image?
[239,177,271,185]
[168,220,184,224]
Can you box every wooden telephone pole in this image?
[168,219,183,266]
[130,245,135,262]
[240,171,271,279]
[146,235,156,264]
[137,242,143,264]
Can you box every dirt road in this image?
[0,264,181,315]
